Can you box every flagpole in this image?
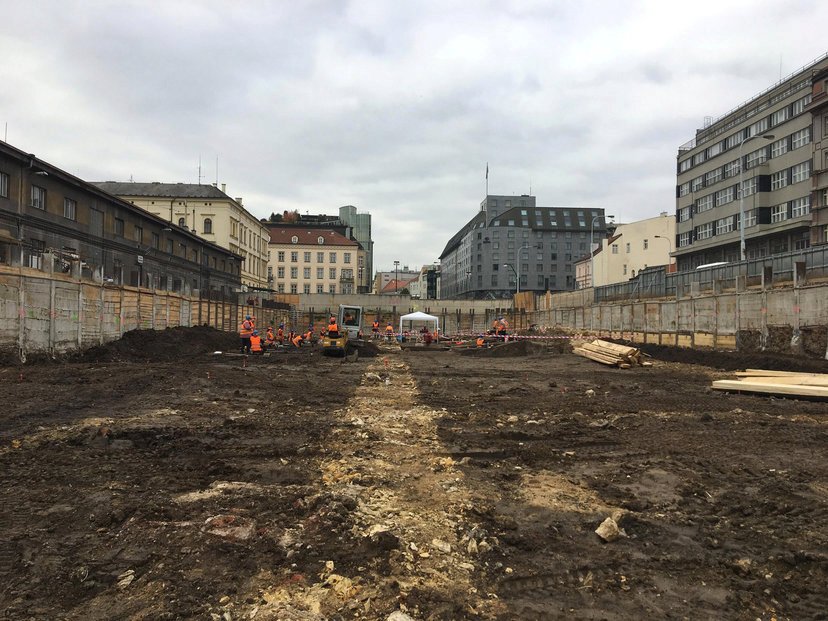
[485,162,489,196]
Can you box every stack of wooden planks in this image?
[712,369,828,399]
[573,339,652,369]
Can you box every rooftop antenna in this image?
[198,154,202,185]
[3,122,6,142]
[215,156,219,186]
[529,175,532,195]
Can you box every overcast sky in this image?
[2,1,827,271]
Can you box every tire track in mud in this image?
[248,352,498,620]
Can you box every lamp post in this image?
[654,235,672,271]
[393,260,399,292]
[503,262,518,330]
[738,134,774,261]
[466,269,472,299]
[590,214,614,288]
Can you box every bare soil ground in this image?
[1,328,827,620]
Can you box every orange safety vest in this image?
[304,330,312,340]
[250,335,262,352]
[239,319,254,337]
[372,321,379,331]
[329,322,339,334]
[277,328,284,341]
[265,330,275,344]
[385,324,393,333]
[476,337,484,347]
[292,334,303,347]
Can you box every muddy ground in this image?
[1,328,827,620]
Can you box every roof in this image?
[93,182,231,200]
[380,278,417,294]
[268,228,358,247]
[439,211,485,259]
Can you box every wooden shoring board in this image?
[591,339,639,357]
[729,376,828,387]
[573,348,621,366]
[735,369,827,378]
[579,342,626,360]
[712,380,828,399]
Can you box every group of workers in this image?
[239,315,317,354]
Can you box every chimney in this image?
[221,183,226,193]
[235,197,243,206]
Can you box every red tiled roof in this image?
[267,228,358,247]
[380,278,417,293]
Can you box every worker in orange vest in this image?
[292,333,304,348]
[476,335,485,347]
[239,314,254,353]
[265,326,275,349]
[327,316,339,338]
[249,330,263,354]
[372,320,380,339]
[304,326,314,342]
[277,323,284,344]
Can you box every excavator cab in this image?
[321,305,363,357]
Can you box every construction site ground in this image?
[1,327,827,620]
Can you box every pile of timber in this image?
[712,369,828,399]
[573,339,652,369]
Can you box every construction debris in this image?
[712,369,828,399]
[573,339,651,369]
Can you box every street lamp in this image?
[503,263,518,294]
[393,260,399,293]
[738,134,774,261]
[465,269,472,299]
[590,214,614,288]
[654,235,672,271]
[503,262,518,331]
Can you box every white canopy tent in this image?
[398,311,440,339]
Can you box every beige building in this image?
[93,182,269,290]
[576,212,675,288]
[267,227,364,295]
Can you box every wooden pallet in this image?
[573,339,651,369]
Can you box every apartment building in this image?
[94,182,269,290]
[674,54,828,271]
[806,64,828,245]
[267,228,364,294]
[0,141,241,294]
[439,194,608,299]
[575,213,674,288]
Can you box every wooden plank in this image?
[573,348,620,366]
[735,369,827,378]
[579,342,624,360]
[712,380,828,399]
[574,346,620,362]
[591,339,638,356]
[730,376,828,387]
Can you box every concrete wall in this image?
[532,281,828,358]
[0,266,289,362]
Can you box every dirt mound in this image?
[77,326,240,363]
[629,342,828,373]
[461,339,560,357]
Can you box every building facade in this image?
[267,228,364,294]
[439,195,608,299]
[0,142,241,293]
[372,267,420,294]
[674,54,828,271]
[806,64,828,246]
[94,182,269,290]
[575,213,674,288]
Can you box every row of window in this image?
[275,266,354,280]
[488,262,573,273]
[679,195,811,247]
[276,250,352,264]
[177,216,213,234]
[677,127,811,196]
[276,283,352,294]
[610,239,653,254]
[678,93,812,173]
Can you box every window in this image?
[277,284,285,293]
[230,220,238,238]
[745,148,767,168]
[178,217,186,227]
[492,263,499,271]
[726,132,743,149]
[723,160,740,178]
[625,242,630,253]
[290,266,298,278]
[708,141,723,157]
[0,171,8,197]
[791,127,810,150]
[791,161,811,184]
[770,170,788,190]
[705,168,723,185]
[303,267,311,278]
[132,226,142,243]
[63,198,76,220]
[344,252,351,264]
[166,239,173,254]
[678,206,691,222]
[696,194,714,212]
[678,232,691,247]
[692,152,705,166]
[31,185,46,210]
[791,95,810,115]
[770,107,789,126]
[329,267,336,279]
[203,218,212,234]
[770,138,788,158]
[277,266,285,278]
[317,284,324,293]
[623,264,628,275]
[695,222,714,240]
[791,196,810,218]
[679,158,692,172]
[743,209,757,228]
[715,187,734,206]
[716,217,734,235]
[317,267,324,279]
[329,284,336,294]
[643,239,648,250]
[739,177,757,198]
[115,218,124,236]
[770,204,788,223]
[290,284,297,294]
[277,251,285,262]
[691,176,704,192]
[303,284,311,294]
[329,252,336,263]
[750,117,769,135]
[152,232,159,249]
[611,244,618,254]
[290,251,298,262]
